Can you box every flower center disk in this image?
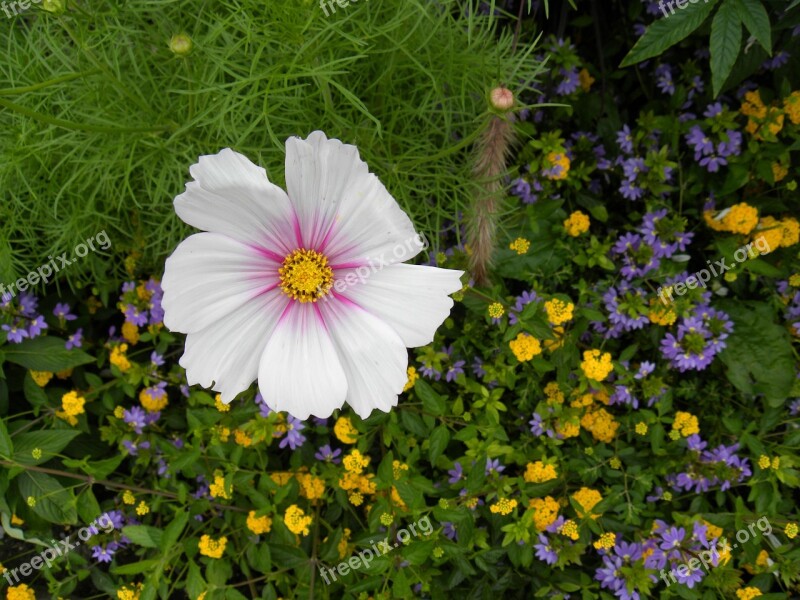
[278,248,334,303]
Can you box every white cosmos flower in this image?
[161,131,463,420]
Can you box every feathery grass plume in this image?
[0,1,544,291]
[467,87,516,286]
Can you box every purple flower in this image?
[66,328,83,349]
[703,102,724,118]
[762,51,790,70]
[471,357,486,378]
[2,321,29,344]
[150,351,165,367]
[485,457,505,475]
[420,362,441,381]
[442,521,458,541]
[655,64,675,95]
[448,462,464,484]
[534,534,558,564]
[659,527,685,551]
[314,444,342,464]
[26,315,48,338]
[617,125,634,154]
[53,303,77,321]
[92,544,115,563]
[686,126,714,157]
[446,360,465,382]
[18,293,38,317]
[279,416,306,450]
[123,304,148,327]
[555,67,581,95]
[123,406,148,434]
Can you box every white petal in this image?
[258,302,347,419]
[175,148,299,256]
[162,232,279,334]
[179,287,289,403]
[339,263,463,347]
[319,298,408,419]
[284,131,421,265]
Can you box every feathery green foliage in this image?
[0,0,542,291]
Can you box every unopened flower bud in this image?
[490,87,514,111]
[169,33,193,56]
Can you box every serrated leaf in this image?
[731,0,771,54]
[621,0,719,66]
[3,337,94,372]
[710,2,742,97]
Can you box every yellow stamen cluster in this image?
[509,333,542,362]
[580,349,613,381]
[135,501,149,516]
[524,461,558,483]
[489,497,518,515]
[279,248,334,303]
[122,490,135,505]
[673,411,699,437]
[116,583,143,600]
[296,472,325,500]
[338,527,352,558]
[393,460,409,479]
[635,422,648,436]
[284,505,312,536]
[544,298,574,325]
[234,428,252,447]
[121,321,140,345]
[572,487,603,519]
[6,584,36,600]
[509,237,530,254]
[544,382,564,404]
[343,449,370,474]
[198,535,227,558]
[214,394,230,412]
[559,519,579,540]
[563,210,590,236]
[529,496,560,531]
[246,511,273,535]
[785,523,798,539]
[334,416,358,444]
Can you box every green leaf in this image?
[731,0,771,53]
[428,425,450,463]
[122,525,164,548]
[12,430,81,465]
[17,471,78,524]
[620,0,719,66]
[0,419,13,458]
[710,2,742,96]
[717,301,795,406]
[160,510,189,552]
[4,337,94,372]
[414,379,446,416]
[111,559,161,575]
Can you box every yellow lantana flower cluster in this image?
[524,461,558,483]
[580,349,613,381]
[509,333,542,362]
[209,474,232,500]
[109,343,131,372]
[593,532,616,550]
[529,496,560,530]
[572,487,603,519]
[334,416,358,444]
[580,408,619,443]
[558,519,579,540]
[284,505,312,536]
[29,370,53,387]
[488,302,505,319]
[489,497,518,515]
[56,391,86,426]
[509,237,531,254]
[116,583,143,600]
[740,90,784,139]
[246,511,273,535]
[198,534,227,558]
[704,202,758,234]
[544,382,564,404]
[296,472,325,501]
[673,411,699,437]
[139,386,168,412]
[6,584,36,600]
[403,366,419,392]
[563,210,590,236]
[544,151,570,180]
[735,587,763,600]
[544,298,574,325]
